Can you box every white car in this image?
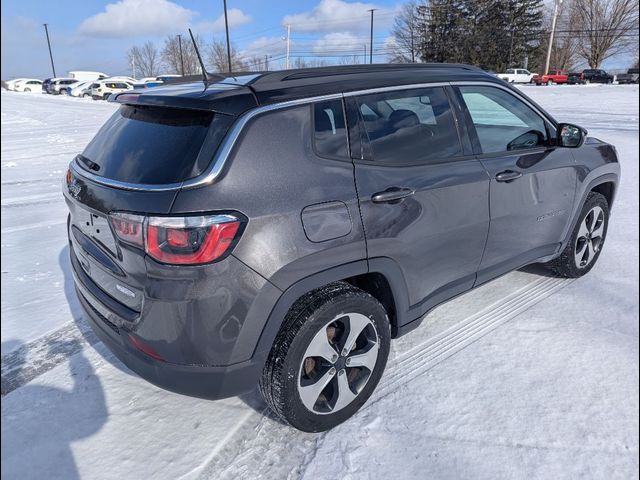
[69,80,94,97]
[498,68,535,84]
[90,80,133,100]
[13,79,43,92]
[5,78,28,91]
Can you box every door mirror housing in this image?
[557,123,587,148]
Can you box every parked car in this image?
[64,64,620,432]
[45,78,79,94]
[90,80,133,100]
[616,68,639,84]
[581,69,614,84]
[68,80,95,97]
[567,72,586,85]
[5,78,28,90]
[498,68,535,83]
[533,70,568,85]
[13,79,43,92]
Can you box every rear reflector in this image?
[128,334,164,361]
[108,212,242,265]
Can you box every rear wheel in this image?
[24,88,31,92]
[544,192,609,278]
[260,282,391,432]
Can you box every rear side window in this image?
[355,87,462,165]
[80,105,231,184]
[313,99,348,158]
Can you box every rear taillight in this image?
[581,73,585,80]
[109,213,145,247]
[108,213,242,265]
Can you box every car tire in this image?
[544,192,609,278]
[259,281,391,432]
[24,88,31,92]
[103,93,111,101]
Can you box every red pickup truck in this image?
[532,70,569,85]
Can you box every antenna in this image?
[188,28,212,83]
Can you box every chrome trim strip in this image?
[342,82,450,97]
[72,79,555,192]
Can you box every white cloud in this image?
[78,0,194,38]
[282,0,392,33]
[197,8,253,33]
[243,36,287,57]
[313,32,367,54]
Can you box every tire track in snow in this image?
[195,275,573,479]
[1,319,99,396]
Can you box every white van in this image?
[69,71,108,82]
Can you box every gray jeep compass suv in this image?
[64,64,620,432]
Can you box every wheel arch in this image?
[560,173,618,252]
[253,258,412,366]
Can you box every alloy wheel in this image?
[575,206,605,268]
[297,312,379,414]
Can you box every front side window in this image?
[313,99,348,158]
[459,86,548,153]
[355,87,462,165]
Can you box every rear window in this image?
[80,105,231,184]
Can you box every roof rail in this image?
[251,63,481,84]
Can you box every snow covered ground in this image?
[1,85,638,479]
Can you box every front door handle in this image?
[371,187,415,204]
[495,170,523,182]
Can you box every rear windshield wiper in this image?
[76,154,100,172]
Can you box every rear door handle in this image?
[495,170,523,182]
[371,187,415,204]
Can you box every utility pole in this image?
[544,0,562,75]
[42,23,56,77]
[265,55,270,70]
[223,0,232,72]
[285,24,291,69]
[368,9,376,64]
[177,34,185,75]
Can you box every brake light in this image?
[146,215,240,265]
[108,213,242,265]
[109,213,144,247]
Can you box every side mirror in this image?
[557,123,587,148]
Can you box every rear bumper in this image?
[74,268,264,400]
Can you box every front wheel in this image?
[544,192,609,277]
[260,282,391,432]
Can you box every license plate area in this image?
[73,207,118,256]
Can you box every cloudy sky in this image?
[1,0,399,78]
[1,0,634,79]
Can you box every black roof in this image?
[118,64,503,115]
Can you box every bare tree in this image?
[127,41,160,78]
[537,0,582,72]
[161,35,202,75]
[390,1,422,63]
[572,0,639,68]
[206,39,246,73]
[338,55,361,65]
